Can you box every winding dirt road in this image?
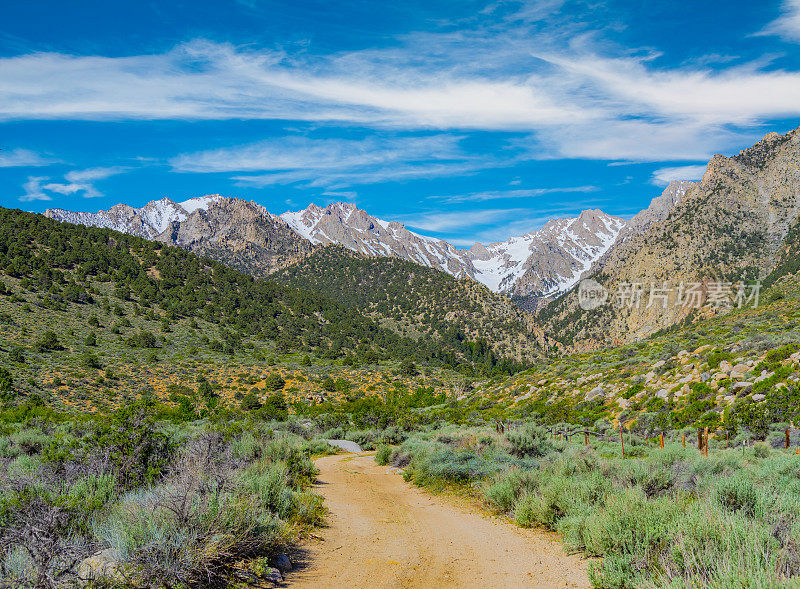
[285,452,590,589]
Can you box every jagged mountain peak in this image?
[540,125,800,350]
[280,201,472,278]
[46,193,636,299]
[466,209,627,298]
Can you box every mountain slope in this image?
[46,196,316,276]
[539,126,800,349]
[3,207,533,377]
[280,202,476,279]
[273,246,547,362]
[466,209,626,303]
[48,198,630,302]
[281,202,627,300]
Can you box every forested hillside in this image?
[273,246,544,363]
[0,208,528,408]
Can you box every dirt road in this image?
[285,452,590,589]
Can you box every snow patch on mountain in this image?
[45,195,227,240]
[465,210,627,298]
[47,196,631,300]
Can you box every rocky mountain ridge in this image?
[46,195,316,276]
[540,127,800,349]
[46,196,640,301]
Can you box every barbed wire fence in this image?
[493,419,799,459]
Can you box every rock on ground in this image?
[322,439,363,453]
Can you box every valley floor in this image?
[285,452,589,589]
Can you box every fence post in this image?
[786,428,791,450]
[698,428,703,452]
[702,427,709,457]
[659,433,664,449]
[619,423,625,459]
[726,431,729,449]
[585,432,590,447]
[682,433,686,449]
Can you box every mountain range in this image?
[540,127,800,349]
[46,189,643,301]
[44,126,800,351]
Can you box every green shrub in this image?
[706,349,733,369]
[505,425,554,458]
[304,438,337,456]
[293,491,325,526]
[375,444,392,465]
[239,462,296,520]
[513,493,540,527]
[753,442,771,458]
[714,475,759,516]
[94,485,289,586]
[264,373,286,391]
[33,330,62,352]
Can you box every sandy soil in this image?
[284,452,590,589]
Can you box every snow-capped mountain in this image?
[280,202,477,279]
[465,209,627,299]
[45,197,638,301]
[45,196,315,276]
[45,195,229,239]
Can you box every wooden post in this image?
[698,428,703,451]
[726,431,729,448]
[619,423,625,459]
[585,432,590,447]
[786,428,791,450]
[682,433,686,448]
[659,433,664,449]
[702,427,709,457]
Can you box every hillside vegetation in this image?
[539,127,800,349]
[273,246,543,362]
[5,204,800,587]
[0,208,530,413]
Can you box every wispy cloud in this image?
[403,199,629,244]
[20,166,127,201]
[0,148,58,168]
[170,135,465,173]
[0,17,798,162]
[400,208,527,233]
[172,134,499,190]
[236,161,490,190]
[759,0,800,42]
[19,176,51,202]
[650,164,707,185]
[429,185,598,203]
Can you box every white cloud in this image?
[0,40,586,129]
[0,148,57,167]
[650,164,708,186]
[20,167,127,201]
[235,161,489,190]
[759,0,800,42]
[0,11,798,162]
[544,51,800,128]
[172,134,500,189]
[170,135,465,173]
[532,119,752,161]
[429,186,598,203]
[321,190,358,200]
[20,176,51,202]
[400,208,527,233]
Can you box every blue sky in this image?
[1,0,799,246]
